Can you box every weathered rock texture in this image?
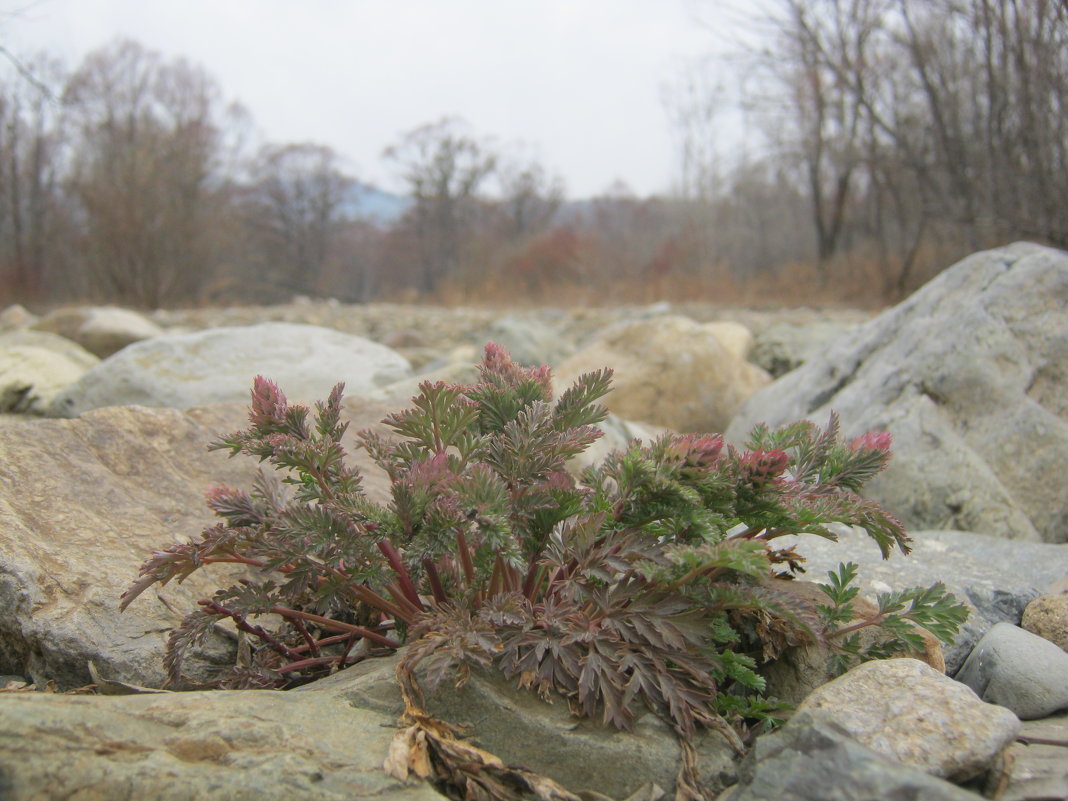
[0,399,393,690]
[722,710,982,801]
[0,674,444,801]
[555,315,771,433]
[49,322,411,417]
[796,658,1020,781]
[727,242,1068,543]
[1022,593,1068,652]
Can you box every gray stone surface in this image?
[796,658,1020,781]
[49,322,411,416]
[768,526,1068,674]
[750,320,857,377]
[956,623,1068,719]
[310,652,740,799]
[0,331,100,414]
[0,399,394,690]
[483,312,576,367]
[727,242,1068,543]
[722,710,982,801]
[1002,711,1068,801]
[0,676,445,801]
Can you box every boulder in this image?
[1022,593,1068,652]
[0,331,100,414]
[33,305,165,358]
[726,243,1068,543]
[308,652,739,799]
[766,526,1068,674]
[750,320,858,378]
[702,320,755,361]
[0,399,394,690]
[0,303,37,332]
[795,658,1020,781]
[956,622,1068,719]
[555,315,772,433]
[0,674,444,801]
[49,322,412,417]
[722,710,982,801]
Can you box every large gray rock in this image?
[308,652,739,799]
[0,399,394,690]
[49,322,412,417]
[726,242,1068,543]
[956,623,1068,719]
[723,710,982,801]
[0,673,444,801]
[796,658,1019,781]
[0,331,99,414]
[771,526,1068,674]
[33,305,164,358]
[555,315,771,433]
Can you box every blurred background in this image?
[0,0,1065,310]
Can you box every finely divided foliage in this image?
[122,343,966,745]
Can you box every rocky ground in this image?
[0,242,1065,800]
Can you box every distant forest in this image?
[1,0,1065,309]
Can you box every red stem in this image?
[423,559,448,605]
[270,606,401,648]
[377,540,424,611]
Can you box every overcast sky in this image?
[2,0,748,199]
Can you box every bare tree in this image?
[63,39,234,307]
[383,117,496,294]
[241,142,354,297]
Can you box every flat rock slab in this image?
[307,652,740,799]
[0,399,394,690]
[0,679,444,801]
[1002,711,1068,801]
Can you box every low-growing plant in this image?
[122,343,966,783]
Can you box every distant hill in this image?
[340,183,411,226]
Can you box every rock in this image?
[956,622,1068,719]
[765,526,1068,674]
[0,399,395,690]
[555,315,772,433]
[760,580,945,707]
[750,320,858,377]
[722,710,982,801]
[310,652,739,799]
[33,305,165,358]
[0,331,100,414]
[568,412,666,473]
[702,321,755,361]
[795,658,1020,781]
[0,304,36,332]
[1021,593,1068,652]
[49,322,412,417]
[726,243,1068,543]
[484,313,575,367]
[0,672,444,801]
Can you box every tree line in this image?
[1,1,1065,311]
